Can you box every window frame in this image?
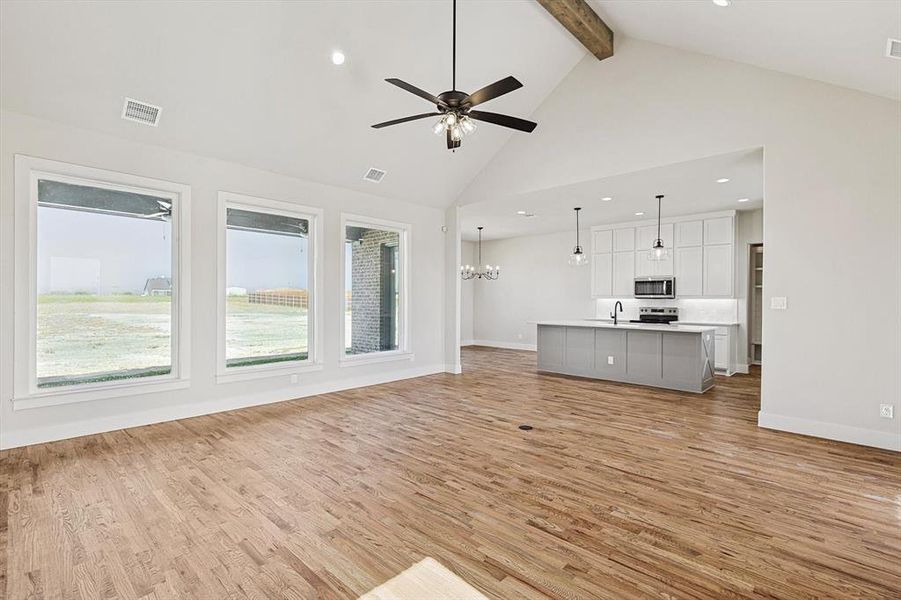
[339,213,412,367]
[216,191,324,383]
[13,155,192,409]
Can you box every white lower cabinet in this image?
[713,325,737,375]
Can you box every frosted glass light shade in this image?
[568,247,589,267]
[648,242,670,261]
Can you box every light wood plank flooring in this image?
[2,347,899,599]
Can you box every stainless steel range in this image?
[630,306,678,324]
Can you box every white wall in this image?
[0,110,447,449]
[460,241,475,345]
[471,230,594,350]
[461,39,901,451]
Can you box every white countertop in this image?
[591,318,739,327]
[533,319,716,334]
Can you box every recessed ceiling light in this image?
[601,197,612,201]
[635,212,645,216]
[712,0,731,6]
[516,210,535,217]
[331,50,346,65]
[516,210,526,215]
[737,198,750,203]
[716,178,730,183]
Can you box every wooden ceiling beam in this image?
[537,0,614,61]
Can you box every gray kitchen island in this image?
[535,320,716,393]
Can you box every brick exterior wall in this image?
[350,229,399,354]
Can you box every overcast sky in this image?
[37,207,315,294]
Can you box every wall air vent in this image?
[363,167,387,183]
[887,38,901,60]
[121,97,162,126]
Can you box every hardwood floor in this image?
[2,346,899,599]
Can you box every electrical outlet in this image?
[517,333,523,340]
[607,356,614,365]
[880,404,894,419]
[770,297,787,310]
[290,374,299,385]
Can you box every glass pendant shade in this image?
[568,246,589,266]
[568,207,589,267]
[647,195,670,261]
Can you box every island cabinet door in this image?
[626,331,663,382]
[594,328,626,377]
[537,326,565,370]
[564,327,596,375]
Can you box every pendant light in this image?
[648,194,670,261]
[461,226,500,280]
[568,207,589,266]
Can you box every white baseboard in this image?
[445,363,462,374]
[1,363,447,450]
[468,339,537,351]
[758,411,900,452]
[735,363,750,374]
[461,339,476,347]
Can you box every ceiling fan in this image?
[371,0,537,151]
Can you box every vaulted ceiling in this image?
[2,1,898,210]
[0,1,585,208]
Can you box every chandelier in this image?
[461,226,499,280]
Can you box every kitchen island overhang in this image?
[535,320,716,393]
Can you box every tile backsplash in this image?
[595,298,739,324]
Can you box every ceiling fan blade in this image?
[385,78,446,107]
[372,112,442,129]
[462,76,523,108]
[468,110,537,133]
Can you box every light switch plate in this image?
[771,296,787,310]
[880,404,894,419]
[607,356,614,365]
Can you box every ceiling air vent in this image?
[887,38,901,60]
[363,167,386,183]
[121,97,162,126]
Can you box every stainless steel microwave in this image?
[634,277,676,299]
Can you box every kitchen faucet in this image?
[611,301,623,325]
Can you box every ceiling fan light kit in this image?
[372,0,537,151]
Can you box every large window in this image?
[342,216,409,361]
[14,156,191,402]
[218,193,321,378]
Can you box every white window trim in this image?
[216,191,324,384]
[12,155,192,409]
[339,213,412,366]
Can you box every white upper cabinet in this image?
[704,217,733,245]
[613,228,635,252]
[675,246,703,296]
[591,253,613,297]
[592,229,612,254]
[590,212,734,299]
[703,244,734,296]
[675,220,703,247]
[612,252,635,296]
[637,223,673,249]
